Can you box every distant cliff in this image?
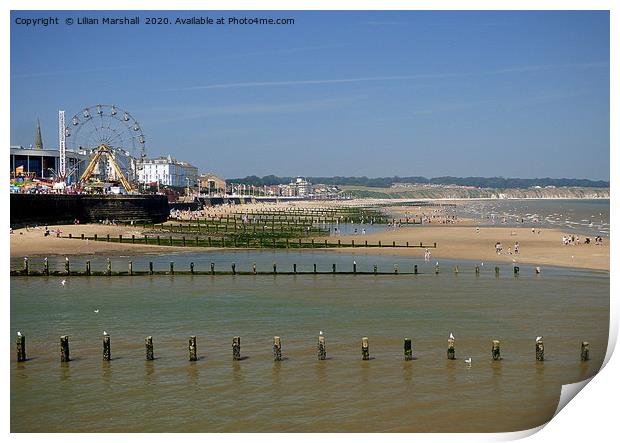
[344,186,610,200]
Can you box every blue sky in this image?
[10,11,610,179]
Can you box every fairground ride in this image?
[64,104,146,193]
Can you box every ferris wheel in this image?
[65,104,146,160]
[65,104,146,191]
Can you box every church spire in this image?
[34,119,43,150]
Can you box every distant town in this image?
[10,113,609,204]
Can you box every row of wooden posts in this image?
[64,233,436,250]
[15,334,590,363]
[16,257,532,277]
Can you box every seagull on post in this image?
[17,331,22,337]
[536,336,543,342]
[103,331,108,336]
[449,332,455,340]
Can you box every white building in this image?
[291,177,312,196]
[138,155,198,188]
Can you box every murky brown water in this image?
[10,254,608,432]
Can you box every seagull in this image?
[103,331,108,336]
[481,262,484,266]
[465,357,472,364]
[536,336,543,342]
[60,279,66,286]
[94,309,99,313]
[449,332,455,340]
[319,330,323,336]
[65,257,69,262]
[17,331,22,336]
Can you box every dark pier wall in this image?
[10,194,169,227]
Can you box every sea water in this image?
[456,199,609,237]
[11,252,608,432]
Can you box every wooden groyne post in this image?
[86,260,91,276]
[447,338,455,360]
[145,336,154,360]
[492,339,501,360]
[103,333,111,361]
[273,336,282,361]
[189,336,197,361]
[536,338,544,361]
[23,257,29,275]
[318,335,326,360]
[44,257,49,276]
[475,265,480,276]
[17,334,26,362]
[513,266,520,276]
[60,335,70,362]
[362,337,370,360]
[169,262,174,275]
[128,261,133,276]
[495,266,500,277]
[65,258,70,275]
[581,341,590,361]
[404,338,413,361]
[106,258,112,276]
[232,336,241,360]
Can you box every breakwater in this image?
[10,194,169,227]
[14,332,590,364]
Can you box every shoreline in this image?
[10,223,609,271]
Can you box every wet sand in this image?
[322,226,609,271]
[10,224,609,271]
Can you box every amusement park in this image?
[10,104,158,195]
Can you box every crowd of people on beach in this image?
[494,241,520,255]
[562,234,604,246]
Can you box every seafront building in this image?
[137,155,198,188]
[10,145,87,181]
[291,177,312,196]
[198,173,226,195]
